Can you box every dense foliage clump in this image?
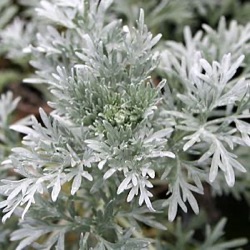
[0,0,249,249]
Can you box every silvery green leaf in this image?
[208,138,246,187]
[209,145,224,183]
[103,168,116,180]
[98,0,113,12]
[10,124,37,136]
[51,175,61,202]
[235,119,250,146]
[13,229,49,250]
[79,233,90,250]
[1,0,250,248]
[186,191,199,215]
[168,197,178,222]
[221,54,245,84]
[144,128,173,143]
[0,3,17,29]
[98,159,107,170]
[150,33,162,47]
[0,92,20,126]
[36,1,75,28]
[198,143,216,162]
[71,174,82,195]
[55,231,65,250]
[82,171,93,181]
[127,187,138,202]
[117,176,131,195]
[217,78,248,107]
[85,140,110,153]
[56,0,83,10]
[121,239,151,250]
[148,151,175,158]
[23,78,45,84]
[183,128,204,151]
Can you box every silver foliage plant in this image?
[0,0,249,249]
[160,16,250,203]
